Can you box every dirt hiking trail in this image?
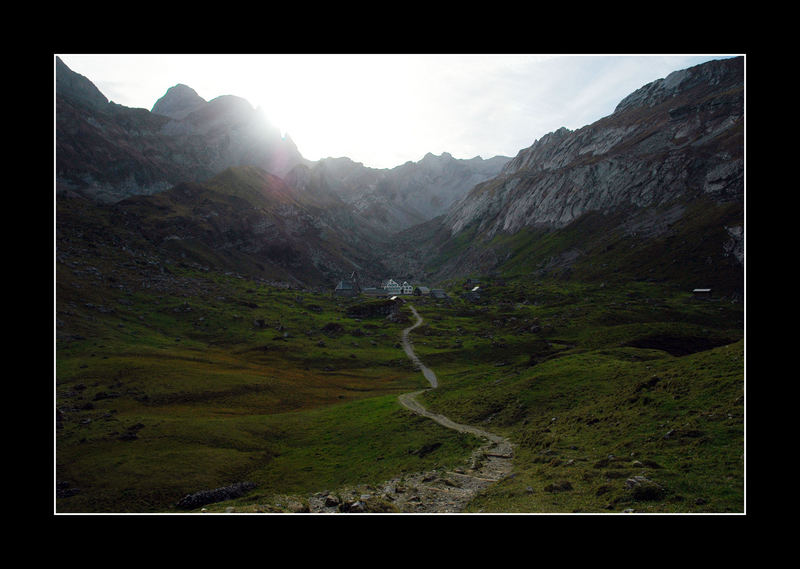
[388,305,515,511]
[235,304,515,514]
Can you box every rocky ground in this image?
[306,436,513,514]
[215,433,513,514]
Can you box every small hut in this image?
[335,271,361,297]
[334,279,358,297]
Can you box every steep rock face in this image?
[378,152,511,225]
[55,57,306,203]
[56,94,180,202]
[289,152,510,233]
[444,57,744,239]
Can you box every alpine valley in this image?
[55,55,745,514]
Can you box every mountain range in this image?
[55,55,744,295]
[387,57,744,294]
[56,56,509,231]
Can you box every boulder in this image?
[625,476,665,501]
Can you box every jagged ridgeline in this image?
[57,55,742,292]
[393,56,744,295]
[55,56,744,514]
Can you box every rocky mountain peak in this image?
[614,56,742,114]
[500,126,573,175]
[151,84,207,119]
[55,56,109,110]
[445,56,743,240]
[56,58,306,202]
[421,151,453,162]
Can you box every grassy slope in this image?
[56,191,744,514]
[430,197,743,298]
[407,278,744,513]
[55,242,482,512]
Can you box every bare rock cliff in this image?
[444,57,744,239]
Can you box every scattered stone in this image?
[625,476,665,501]
[286,499,309,513]
[341,500,366,513]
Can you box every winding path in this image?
[400,305,438,388]
[398,305,511,446]
[269,304,516,513]
[392,304,514,511]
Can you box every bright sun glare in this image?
[231,55,424,167]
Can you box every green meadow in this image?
[56,263,743,513]
[55,267,483,513]
[407,279,744,512]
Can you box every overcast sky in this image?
[56,53,739,170]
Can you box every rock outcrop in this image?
[444,57,744,238]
